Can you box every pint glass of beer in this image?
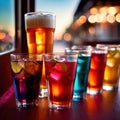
[24,11,56,97]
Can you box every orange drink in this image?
[103,46,120,90]
[24,12,56,97]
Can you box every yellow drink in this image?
[103,47,120,90]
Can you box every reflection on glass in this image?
[0,0,15,55]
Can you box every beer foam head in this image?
[24,11,56,29]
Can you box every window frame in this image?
[0,0,35,55]
[14,0,35,53]
[0,0,35,96]
[0,0,17,55]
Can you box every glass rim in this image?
[65,48,92,57]
[44,52,78,55]
[65,47,92,51]
[24,11,56,17]
[10,53,43,56]
[71,45,93,49]
[96,44,120,49]
[92,47,108,54]
[10,53,43,61]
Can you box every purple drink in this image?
[10,54,43,108]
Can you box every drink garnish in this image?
[11,62,23,74]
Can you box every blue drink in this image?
[73,55,91,101]
[65,47,92,101]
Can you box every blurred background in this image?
[0,0,120,54]
[35,0,80,52]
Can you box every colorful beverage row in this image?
[10,45,120,109]
[66,44,120,101]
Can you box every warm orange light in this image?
[107,14,115,23]
[36,30,45,44]
[75,15,87,26]
[95,14,103,23]
[88,27,95,35]
[79,15,87,24]
[37,45,45,53]
[53,86,60,96]
[40,60,46,88]
[108,7,117,15]
[100,6,108,14]
[88,15,96,23]
[116,13,120,23]
[76,19,82,26]
[114,6,120,13]
[0,32,6,39]
[90,7,98,15]
[88,6,120,24]
[64,33,72,41]
[28,43,36,53]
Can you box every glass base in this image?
[49,102,71,110]
[16,99,38,109]
[103,85,118,91]
[73,93,85,101]
[87,89,102,95]
[39,88,48,98]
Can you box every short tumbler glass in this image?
[10,53,43,108]
[44,53,78,110]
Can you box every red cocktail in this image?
[87,48,107,95]
[44,53,77,109]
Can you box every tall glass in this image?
[87,48,107,95]
[10,53,43,108]
[65,46,92,101]
[24,11,56,97]
[44,53,78,110]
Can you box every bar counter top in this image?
[0,85,120,120]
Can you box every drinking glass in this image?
[87,47,107,95]
[97,44,120,90]
[65,46,92,101]
[44,53,78,109]
[24,11,56,97]
[10,53,43,108]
